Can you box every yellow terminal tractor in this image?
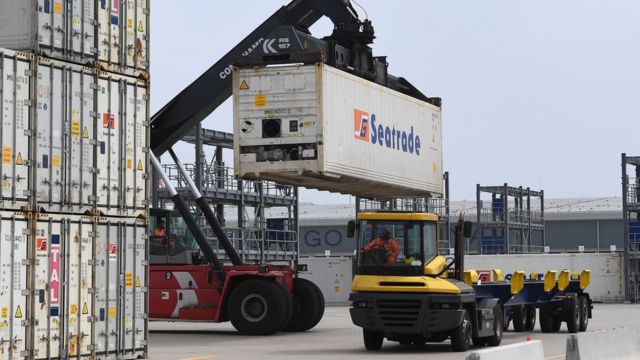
[348,211,592,352]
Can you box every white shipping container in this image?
[0,50,32,211]
[0,211,29,359]
[233,63,443,198]
[0,0,149,77]
[96,71,149,217]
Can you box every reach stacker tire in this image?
[363,329,384,350]
[284,278,325,332]
[450,310,473,352]
[228,279,291,335]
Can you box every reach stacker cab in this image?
[348,211,593,352]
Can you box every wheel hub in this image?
[241,294,268,322]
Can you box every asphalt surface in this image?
[149,303,640,360]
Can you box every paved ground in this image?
[149,303,640,360]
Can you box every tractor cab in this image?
[349,212,446,277]
[149,208,204,265]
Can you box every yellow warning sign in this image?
[135,276,141,288]
[432,162,437,173]
[127,159,132,169]
[70,304,78,315]
[254,95,267,107]
[240,80,249,90]
[71,120,80,137]
[2,146,11,164]
[108,307,116,319]
[125,272,133,288]
[52,155,61,168]
[2,181,8,189]
[138,20,144,32]
[1,307,7,319]
[137,159,143,171]
[54,1,62,15]
[15,305,22,318]
[15,152,23,165]
[82,302,89,315]
[128,19,133,29]
[83,126,89,139]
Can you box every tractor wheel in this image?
[486,305,503,347]
[524,306,536,331]
[566,297,580,334]
[578,296,589,332]
[363,329,384,350]
[512,305,526,332]
[540,305,554,333]
[284,278,325,332]
[472,337,487,347]
[228,279,290,335]
[450,310,473,352]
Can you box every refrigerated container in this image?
[233,63,443,198]
[0,0,149,77]
[95,70,149,217]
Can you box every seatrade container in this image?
[233,63,443,198]
[0,0,150,77]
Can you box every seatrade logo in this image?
[353,109,421,155]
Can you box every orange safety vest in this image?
[154,228,166,237]
[363,238,399,264]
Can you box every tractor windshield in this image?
[358,220,437,275]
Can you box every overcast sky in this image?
[151,0,640,203]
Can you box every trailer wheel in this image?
[524,306,536,331]
[566,297,580,333]
[472,337,487,347]
[539,305,554,333]
[450,310,472,352]
[486,305,503,347]
[284,278,325,332]
[578,296,589,332]
[228,279,290,335]
[512,305,526,332]
[363,329,384,350]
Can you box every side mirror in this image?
[463,221,473,238]
[347,220,357,238]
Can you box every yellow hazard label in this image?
[82,126,89,139]
[240,80,249,90]
[127,159,132,169]
[82,302,89,315]
[138,21,144,32]
[128,19,133,28]
[1,307,7,319]
[52,155,61,168]
[15,152,23,165]
[70,304,78,315]
[0,322,6,329]
[108,307,116,319]
[137,159,143,171]
[71,120,80,137]
[254,95,267,107]
[125,272,133,288]
[15,305,22,318]
[432,162,437,173]
[54,2,62,14]
[2,146,11,164]
[135,276,141,288]
[334,286,340,293]
[2,181,8,189]
[72,17,80,26]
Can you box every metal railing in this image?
[204,225,298,264]
[478,208,543,226]
[358,197,448,217]
[627,179,639,204]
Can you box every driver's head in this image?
[381,229,391,241]
[157,219,165,229]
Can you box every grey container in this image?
[0,0,149,77]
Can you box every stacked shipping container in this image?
[0,0,149,358]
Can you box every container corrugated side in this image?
[0,49,32,211]
[32,212,95,359]
[0,210,29,359]
[0,0,149,77]
[34,57,97,214]
[94,216,148,359]
[96,71,149,217]
[233,63,443,198]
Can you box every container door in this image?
[94,217,120,356]
[123,80,148,216]
[0,212,29,359]
[123,0,149,71]
[33,214,63,359]
[96,75,122,215]
[37,0,58,51]
[98,0,122,68]
[1,54,31,211]
[34,63,65,212]
[69,0,97,60]
[121,218,147,356]
[66,69,96,212]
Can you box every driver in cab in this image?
[362,229,400,264]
